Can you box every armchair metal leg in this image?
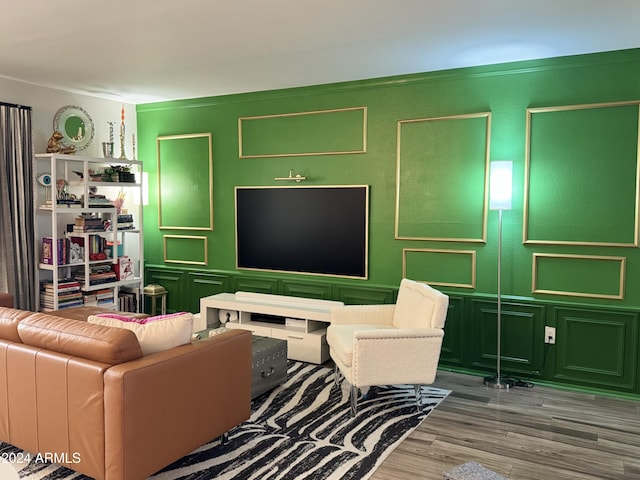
[350,385,359,416]
[414,384,422,411]
[333,364,342,388]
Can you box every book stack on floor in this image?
[39,279,82,311]
[118,288,139,312]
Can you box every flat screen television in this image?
[235,185,369,279]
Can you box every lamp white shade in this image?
[489,161,513,210]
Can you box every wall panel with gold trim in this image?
[163,235,208,266]
[239,106,367,158]
[395,112,490,242]
[403,248,476,289]
[157,133,213,230]
[532,253,626,300]
[524,101,640,246]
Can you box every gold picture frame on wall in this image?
[157,133,213,231]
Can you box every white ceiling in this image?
[2,0,639,104]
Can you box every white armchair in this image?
[327,278,449,415]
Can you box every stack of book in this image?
[117,213,135,230]
[86,193,113,208]
[118,288,139,312]
[74,265,117,286]
[40,279,82,311]
[95,288,115,305]
[83,288,114,306]
[73,215,105,233]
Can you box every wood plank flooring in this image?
[371,370,640,480]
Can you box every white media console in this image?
[200,291,344,364]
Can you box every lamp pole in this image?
[484,161,515,389]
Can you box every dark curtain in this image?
[0,102,36,310]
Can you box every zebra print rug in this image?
[10,362,450,480]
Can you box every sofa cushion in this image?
[88,312,193,355]
[393,278,447,329]
[17,313,143,365]
[47,305,149,322]
[0,307,33,343]
[326,324,395,368]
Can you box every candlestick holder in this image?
[107,122,116,143]
[102,142,114,158]
[119,125,127,160]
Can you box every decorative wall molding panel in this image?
[395,112,490,243]
[238,106,367,158]
[403,248,476,289]
[524,101,640,246]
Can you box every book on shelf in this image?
[114,256,134,280]
[97,291,115,305]
[74,265,117,286]
[39,278,82,311]
[82,288,114,306]
[70,235,110,260]
[40,293,82,302]
[74,214,106,232]
[117,213,135,230]
[42,285,81,295]
[118,289,139,312]
[41,278,80,292]
[75,274,117,286]
[40,299,84,312]
[73,226,105,233]
[82,194,113,208]
[41,237,69,265]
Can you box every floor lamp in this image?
[484,160,515,389]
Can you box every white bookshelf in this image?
[34,153,144,312]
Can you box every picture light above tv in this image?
[235,185,369,279]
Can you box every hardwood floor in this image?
[371,370,640,480]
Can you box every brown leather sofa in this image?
[0,293,12,308]
[0,306,252,480]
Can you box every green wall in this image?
[137,48,640,397]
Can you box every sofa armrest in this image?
[0,293,13,308]
[330,304,395,326]
[354,327,444,340]
[351,328,444,387]
[103,329,252,480]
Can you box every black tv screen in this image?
[235,185,369,278]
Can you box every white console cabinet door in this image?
[270,328,328,364]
